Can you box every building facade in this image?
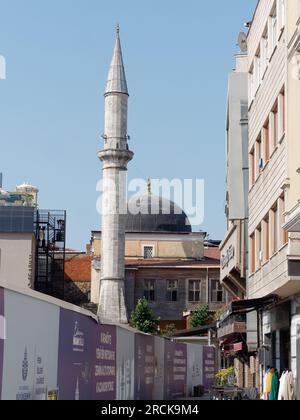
[90,194,230,329]
[0,207,36,289]
[218,52,252,386]
[220,53,249,301]
[247,0,300,395]
[0,180,66,300]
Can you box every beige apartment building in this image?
[247,0,300,392]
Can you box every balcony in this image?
[217,321,247,339]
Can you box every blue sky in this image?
[0,0,256,250]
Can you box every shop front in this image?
[217,296,278,391]
[220,221,247,300]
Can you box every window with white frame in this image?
[166,280,178,302]
[254,50,261,94]
[268,6,278,57]
[256,224,262,269]
[277,0,285,32]
[260,34,268,77]
[143,245,154,259]
[263,117,270,163]
[278,89,285,140]
[188,280,202,303]
[249,66,254,103]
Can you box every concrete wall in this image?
[226,55,249,221]
[93,236,204,260]
[0,284,215,400]
[0,233,35,289]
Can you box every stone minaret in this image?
[97,26,133,324]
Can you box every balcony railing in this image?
[217,322,247,339]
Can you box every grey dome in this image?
[125,195,192,233]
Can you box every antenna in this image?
[237,32,248,53]
[0,173,2,189]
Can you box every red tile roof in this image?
[64,256,92,282]
[204,247,220,260]
[64,247,220,283]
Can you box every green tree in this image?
[161,323,177,338]
[190,304,210,328]
[131,298,160,334]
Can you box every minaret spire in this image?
[105,24,128,96]
[97,27,134,325]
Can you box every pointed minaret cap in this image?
[105,25,128,95]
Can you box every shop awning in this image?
[219,295,278,323]
[170,323,217,338]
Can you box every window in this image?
[268,7,278,57]
[210,280,224,303]
[260,34,268,77]
[250,234,255,274]
[271,102,279,150]
[263,216,270,263]
[143,246,154,259]
[278,89,285,139]
[166,280,178,302]
[250,148,255,187]
[272,204,279,255]
[254,50,261,93]
[277,0,285,31]
[256,135,263,175]
[249,67,254,103]
[279,195,288,246]
[144,280,155,302]
[188,280,202,302]
[263,119,270,162]
[256,225,262,269]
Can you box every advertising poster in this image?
[1,289,60,400]
[57,308,95,400]
[134,333,154,400]
[116,327,135,400]
[153,336,165,400]
[202,346,216,390]
[164,341,187,400]
[187,344,203,397]
[297,324,300,401]
[94,324,116,400]
[0,288,4,399]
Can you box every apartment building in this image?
[284,0,300,397]
[247,0,300,393]
[220,53,249,301]
[218,54,252,386]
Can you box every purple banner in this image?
[164,341,187,400]
[202,346,216,390]
[94,324,116,400]
[57,309,95,400]
[0,288,4,400]
[134,334,154,400]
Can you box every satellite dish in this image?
[238,32,248,53]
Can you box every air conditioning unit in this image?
[259,250,264,262]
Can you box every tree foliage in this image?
[215,367,236,387]
[161,323,177,338]
[190,304,210,328]
[131,298,160,334]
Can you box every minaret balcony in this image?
[98,149,134,169]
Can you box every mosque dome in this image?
[125,194,192,233]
